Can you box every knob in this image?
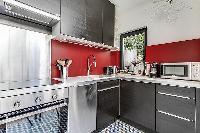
[52,94,58,100]
[13,101,21,108]
[35,97,41,104]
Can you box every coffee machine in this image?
[145,62,160,78]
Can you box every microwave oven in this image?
[160,62,200,81]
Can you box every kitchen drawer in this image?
[156,111,195,133]
[196,88,200,101]
[156,93,195,120]
[97,85,119,130]
[97,80,119,90]
[156,84,195,99]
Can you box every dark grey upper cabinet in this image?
[120,80,156,131]
[102,0,115,46]
[61,0,87,39]
[16,0,60,15]
[85,0,103,43]
[53,0,115,44]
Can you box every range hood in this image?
[0,0,60,27]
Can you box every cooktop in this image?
[0,79,62,92]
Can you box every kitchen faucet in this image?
[87,55,96,76]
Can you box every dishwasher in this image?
[68,82,97,133]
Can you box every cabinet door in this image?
[156,85,195,133]
[97,87,119,131]
[156,112,195,133]
[197,88,200,133]
[102,0,115,46]
[85,0,102,43]
[61,0,86,39]
[16,0,60,15]
[120,80,156,130]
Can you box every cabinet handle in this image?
[98,85,119,92]
[157,110,194,122]
[157,91,194,100]
[124,79,132,82]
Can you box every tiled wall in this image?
[51,40,120,78]
[145,39,200,63]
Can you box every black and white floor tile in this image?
[0,108,144,133]
[0,106,68,133]
[99,120,145,133]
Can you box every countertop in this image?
[119,74,200,88]
[55,74,200,89]
[1,74,200,97]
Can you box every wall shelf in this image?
[53,35,119,51]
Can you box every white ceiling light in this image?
[2,0,60,20]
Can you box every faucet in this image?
[87,55,96,76]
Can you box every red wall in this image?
[146,39,200,63]
[51,40,120,78]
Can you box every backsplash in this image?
[145,39,200,63]
[51,40,120,78]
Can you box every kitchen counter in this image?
[2,74,200,98]
[119,75,200,88]
[54,74,200,89]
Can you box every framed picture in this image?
[120,27,147,74]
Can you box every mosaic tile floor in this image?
[99,120,145,133]
[0,106,68,133]
[0,108,144,133]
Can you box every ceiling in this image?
[109,0,150,10]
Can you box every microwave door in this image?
[174,66,188,77]
[162,65,188,77]
[164,66,175,75]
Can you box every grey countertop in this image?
[119,75,200,88]
[55,74,200,89]
[2,74,200,97]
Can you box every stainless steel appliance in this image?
[161,62,200,80]
[0,79,69,132]
[0,0,60,27]
[149,63,160,78]
[68,83,97,133]
[0,24,51,82]
[104,66,118,75]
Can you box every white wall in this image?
[114,0,200,47]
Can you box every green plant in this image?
[123,33,145,62]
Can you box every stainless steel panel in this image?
[0,95,26,114]
[9,27,26,81]
[26,30,51,80]
[0,24,51,82]
[68,84,97,133]
[0,0,60,27]
[0,24,10,81]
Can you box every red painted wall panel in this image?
[146,39,200,63]
[51,40,120,78]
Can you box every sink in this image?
[77,75,115,80]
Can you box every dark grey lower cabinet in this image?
[120,80,156,130]
[156,84,195,133]
[197,88,200,133]
[97,86,119,131]
[156,112,195,133]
